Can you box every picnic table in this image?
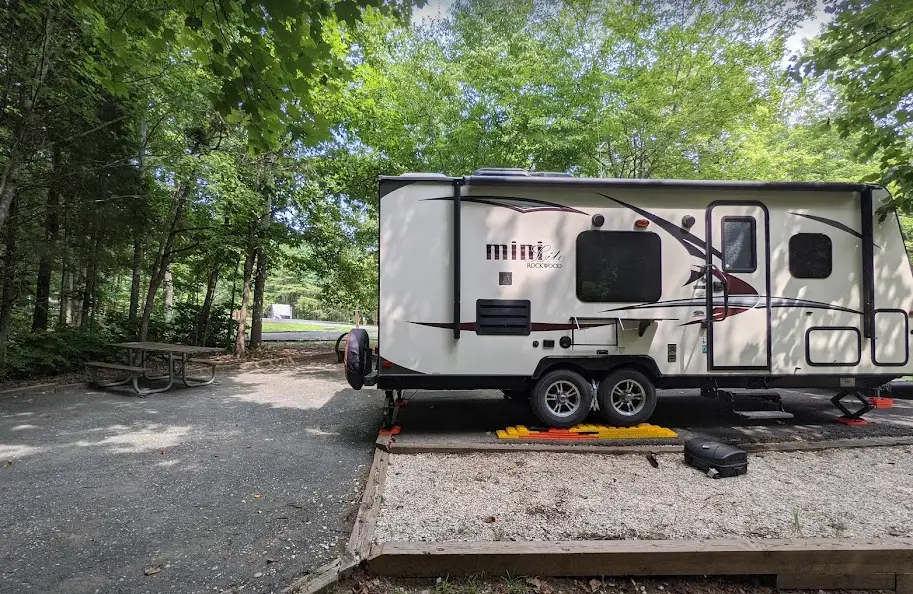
[87,342,223,396]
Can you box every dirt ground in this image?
[332,571,890,594]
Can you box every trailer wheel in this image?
[596,369,656,426]
[530,369,593,428]
[344,329,372,390]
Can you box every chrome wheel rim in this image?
[610,379,646,416]
[544,380,581,418]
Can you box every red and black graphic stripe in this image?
[409,321,616,332]
[423,196,588,215]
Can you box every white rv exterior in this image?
[368,171,913,426]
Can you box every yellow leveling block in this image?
[496,423,677,440]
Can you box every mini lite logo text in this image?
[485,241,563,268]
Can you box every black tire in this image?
[596,368,657,426]
[530,369,593,428]
[335,332,348,363]
[344,329,372,390]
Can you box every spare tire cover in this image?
[344,328,371,390]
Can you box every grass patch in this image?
[259,321,336,333]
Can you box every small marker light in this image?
[635,219,650,228]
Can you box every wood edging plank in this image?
[897,573,913,594]
[366,538,913,578]
[387,442,684,455]
[346,448,390,561]
[386,436,913,455]
[213,352,334,370]
[776,572,896,590]
[0,382,86,397]
[1,354,335,398]
[282,555,358,594]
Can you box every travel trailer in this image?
[343,169,913,428]
[269,304,293,319]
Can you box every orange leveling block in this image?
[497,423,677,441]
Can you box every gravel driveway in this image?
[0,360,381,594]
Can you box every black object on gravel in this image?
[684,437,748,478]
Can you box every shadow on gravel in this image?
[389,388,913,446]
[0,363,381,594]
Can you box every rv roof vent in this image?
[472,168,530,176]
[530,171,573,177]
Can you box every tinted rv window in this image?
[789,233,832,278]
[576,231,662,303]
[721,217,756,273]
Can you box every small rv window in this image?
[789,233,832,278]
[576,231,662,303]
[721,217,756,273]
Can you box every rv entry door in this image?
[705,203,770,371]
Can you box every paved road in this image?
[0,359,381,594]
[261,330,377,342]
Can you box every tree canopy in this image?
[796,0,913,209]
[0,0,903,375]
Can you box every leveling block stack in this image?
[496,423,677,441]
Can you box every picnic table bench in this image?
[87,342,223,396]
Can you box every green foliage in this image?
[796,0,913,208]
[165,302,234,348]
[2,328,118,379]
[93,0,415,150]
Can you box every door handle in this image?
[703,264,729,321]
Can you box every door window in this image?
[721,217,757,273]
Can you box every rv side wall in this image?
[378,180,913,385]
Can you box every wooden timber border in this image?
[380,435,913,455]
[366,539,913,592]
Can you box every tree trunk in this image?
[58,264,69,327]
[0,156,20,234]
[80,263,93,330]
[0,197,18,350]
[197,260,220,346]
[233,237,257,358]
[249,248,268,350]
[32,148,62,331]
[163,267,173,323]
[128,236,142,328]
[139,184,187,341]
[71,268,84,328]
[85,236,102,331]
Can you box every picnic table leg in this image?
[131,353,174,397]
[89,356,133,388]
[141,349,170,381]
[182,353,217,387]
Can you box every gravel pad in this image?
[375,447,913,542]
